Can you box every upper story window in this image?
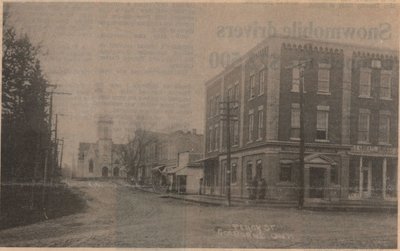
[371,59,382,69]
[317,63,330,94]
[215,124,220,150]
[257,106,264,140]
[249,74,255,99]
[290,103,300,140]
[209,96,214,118]
[208,126,213,152]
[359,68,372,98]
[358,109,370,143]
[215,95,220,116]
[292,67,300,92]
[228,87,234,102]
[380,71,392,99]
[259,69,265,95]
[248,109,254,142]
[233,120,239,146]
[379,111,391,145]
[316,105,329,141]
[234,82,239,103]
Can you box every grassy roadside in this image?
[0,182,87,230]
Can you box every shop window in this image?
[279,164,292,182]
[256,159,262,179]
[331,166,338,184]
[246,161,253,184]
[231,162,237,184]
[89,159,94,173]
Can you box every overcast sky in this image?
[6,2,399,167]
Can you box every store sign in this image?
[351,145,397,156]
[281,146,337,153]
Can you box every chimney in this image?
[192,129,197,135]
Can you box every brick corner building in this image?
[202,36,398,203]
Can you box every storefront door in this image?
[309,167,325,198]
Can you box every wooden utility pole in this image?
[42,89,71,217]
[298,65,305,209]
[59,138,64,171]
[285,58,312,209]
[42,91,53,215]
[220,97,238,207]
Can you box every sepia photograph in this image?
[0,1,398,249]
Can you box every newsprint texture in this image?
[0,1,398,249]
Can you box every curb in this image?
[134,188,397,212]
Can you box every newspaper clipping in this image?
[0,2,398,249]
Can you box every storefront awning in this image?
[192,156,218,163]
[151,165,166,172]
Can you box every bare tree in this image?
[118,117,158,184]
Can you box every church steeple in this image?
[97,115,113,140]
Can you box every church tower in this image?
[97,115,113,177]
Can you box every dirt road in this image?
[0,179,396,248]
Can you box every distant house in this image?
[166,151,203,194]
[138,129,204,186]
[76,116,126,178]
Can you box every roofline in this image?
[204,35,399,88]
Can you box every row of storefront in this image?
[201,143,397,202]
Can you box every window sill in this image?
[248,96,256,101]
[256,138,263,142]
[315,139,330,143]
[378,142,392,146]
[291,89,306,93]
[290,137,300,141]
[358,95,372,99]
[357,141,371,145]
[380,97,392,101]
[247,140,253,144]
[276,181,296,187]
[317,91,331,96]
[258,92,264,97]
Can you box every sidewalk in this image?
[134,185,397,212]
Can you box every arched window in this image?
[89,159,94,173]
